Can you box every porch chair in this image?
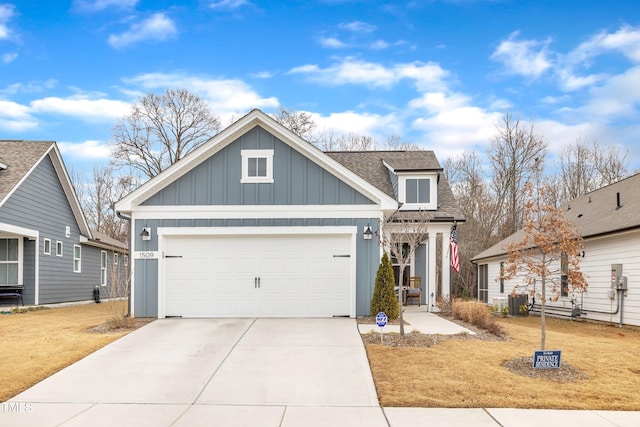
[404,276,422,306]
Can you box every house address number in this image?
[134,251,159,259]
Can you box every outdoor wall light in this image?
[363,225,373,240]
[140,227,151,241]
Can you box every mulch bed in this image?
[502,357,589,382]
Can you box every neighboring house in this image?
[116,109,464,318]
[472,173,640,327]
[0,140,128,306]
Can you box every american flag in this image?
[450,225,460,273]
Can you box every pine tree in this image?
[370,253,399,319]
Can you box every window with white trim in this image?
[398,174,438,210]
[73,245,81,273]
[44,238,51,255]
[56,241,63,257]
[114,253,119,265]
[124,254,129,266]
[0,238,19,285]
[100,251,107,286]
[241,149,274,183]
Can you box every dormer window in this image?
[398,174,437,210]
[241,149,274,183]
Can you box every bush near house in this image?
[452,300,504,336]
[370,253,399,320]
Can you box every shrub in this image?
[452,300,505,336]
[370,253,399,320]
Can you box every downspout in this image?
[116,210,132,316]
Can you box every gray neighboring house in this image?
[472,173,640,327]
[0,140,128,306]
[116,109,464,319]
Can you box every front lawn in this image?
[0,301,150,402]
[364,315,640,410]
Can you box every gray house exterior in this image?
[0,140,127,306]
[116,109,463,318]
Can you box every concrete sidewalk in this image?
[357,305,474,335]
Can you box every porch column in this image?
[428,232,437,310]
[441,229,451,301]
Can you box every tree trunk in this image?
[398,269,405,336]
[540,270,546,350]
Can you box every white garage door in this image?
[163,233,353,317]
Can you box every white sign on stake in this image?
[376,312,388,343]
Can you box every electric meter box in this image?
[611,264,623,288]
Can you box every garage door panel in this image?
[164,233,352,317]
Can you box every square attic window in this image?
[241,149,274,183]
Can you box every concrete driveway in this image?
[3,318,387,427]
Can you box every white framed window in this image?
[100,251,107,286]
[114,253,119,265]
[44,238,51,255]
[73,245,81,273]
[56,241,63,257]
[65,226,71,238]
[124,254,129,266]
[241,149,274,183]
[398,174,438,210]
[0,238,20,286]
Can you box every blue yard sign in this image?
[533,350,562,369]
[376,312,388,327]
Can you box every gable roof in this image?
[0,140,92,238]
[116,109,399,212]
[472,173,640,261]
[326,150,464,222]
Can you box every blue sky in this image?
[1,0,640,176]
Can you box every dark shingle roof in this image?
[326,150,464,222]
[0,140,54,203]
[473,173,640,261]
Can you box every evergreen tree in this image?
[370,253,399,319]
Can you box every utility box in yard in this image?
[509,294,529,316]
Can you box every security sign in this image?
[376,312,388,328]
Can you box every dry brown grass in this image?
[366,315,640,409]
[451,300,505,336]
[0,301,150,402]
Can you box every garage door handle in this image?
[258,277,261,288]
[333,254,350,258]
[165,255,182,258]
[254,277,257,288]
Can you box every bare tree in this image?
[489,113,547,238]
[380,211,431,336]
[271,107,317,142]
[502,183,587,350]
[555,139,629,204]
[110,89,220,179]
[75,165,138,241]
[444,151,503,298]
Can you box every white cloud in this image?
[339,21,376,33]
[209,0,252,9]
[0,4,15,40]
[310,111,399,138]
[58,140,112,160]
[2,52,17,63]
[567,24,640,65]
[579,66,640,119]
[318,37,348,49]
[370,40,390,50]
[108,13,177,49]
[491,31,552,78]
[73,0,138,12]
[123,72,279,115]
[288,58,448,90]
[30,96,131,121]
[0,100,38,131]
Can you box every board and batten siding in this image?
[141,126,374,207]
[480,229,640,327]
[0,154,97,304]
